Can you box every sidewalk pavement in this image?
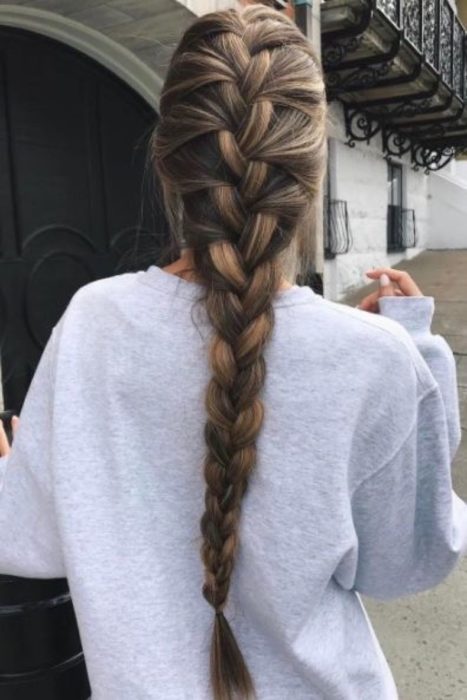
[343,250,467,700]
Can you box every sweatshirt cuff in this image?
[378,296,435,334]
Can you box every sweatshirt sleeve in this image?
[378,295,461,461]
[349,380,467,600]
[0,327,66,579]
[344,296,467,600]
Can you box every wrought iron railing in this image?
[324,197,353,259]
[387,205,417,251]
[402,207,417,248]
[376,0,466,99]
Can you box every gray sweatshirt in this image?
[1,264,466,700]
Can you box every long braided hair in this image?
[150,4,327,698]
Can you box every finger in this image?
[357,289,381,312]
[358,288,380,306]
[11,416,20,435]
[0,419,10,456]
[365,268,423,296]
[357,301,379,313]
[378,273,395,297]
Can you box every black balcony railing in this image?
[321,0,467,170]
[324,198,353,259]
[376,0,465,97]
[387,205,417,251]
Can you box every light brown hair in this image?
[150,4,327,698]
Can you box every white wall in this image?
[177,0,235,13]
[324,104,429,300]
[447,158,467,184]
[428,171,467,248]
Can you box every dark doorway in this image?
[0,27,169,414]
[0,27,168,699]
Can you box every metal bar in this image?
[450,3,454,87]
[419,0,423,58]
[436,0,441,71]
[462,29,465,98]
[464,33,467,98]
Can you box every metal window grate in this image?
[402,207,417,248]
[324,197,353,259]
[387,205,417,251]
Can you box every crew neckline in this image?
[138,264,317,308]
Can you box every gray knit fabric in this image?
[1,265,466,700]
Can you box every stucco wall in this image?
[177,0,236,14]
[324,103,429,301]
[428,171,467,249]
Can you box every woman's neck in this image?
[162,248,294,291]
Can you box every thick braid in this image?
[197,247,279,700]
[151,5,327,699]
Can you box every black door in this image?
[0,28,169,699]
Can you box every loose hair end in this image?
[211,611,256,700]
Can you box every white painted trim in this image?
[0,5,162,110]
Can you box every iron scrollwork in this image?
[380,96,436,120]
[326,61,393,96]
[440,1,454,87]
[403,0,422,51]
[423,0,438,68]
[383,128,412,159]
[323,36,364,70]
[344,106,382,147]
[411,143,458,172]
[453,20,463,97]
[323,0,467,172]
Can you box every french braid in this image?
[151,5,327,699]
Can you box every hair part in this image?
[150,4,327,698]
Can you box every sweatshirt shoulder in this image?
[71,271,140,305]
[53,271,143,335]
[316,297,408,340]
[311,297,437,396]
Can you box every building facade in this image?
[322,0,467,299]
